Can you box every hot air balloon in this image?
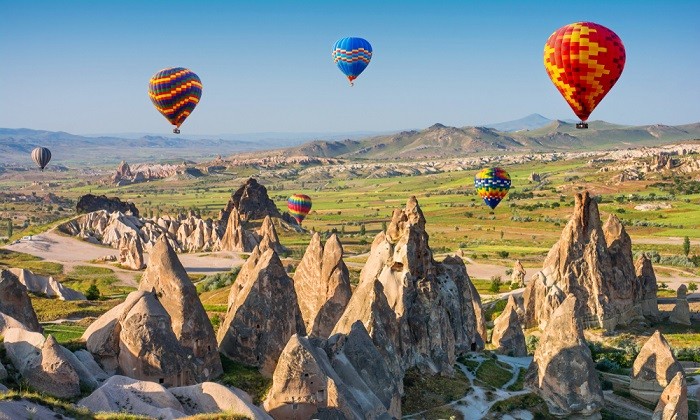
[474,167,511,210]
[148,67,202,134]
[31,147,51,171]
[332,37,372,86]
[288,194,312,225]
[543,22,626,129]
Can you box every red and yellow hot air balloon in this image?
[287,194,312,226]
[148,67,202,134]
[544,22,626,129]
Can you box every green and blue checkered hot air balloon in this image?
[474,167,511,210]
[332,37,372,86]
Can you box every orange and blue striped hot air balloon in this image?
[148,67,202,134]
[544,22,626,129]
[332,37,372,86]
[287,194,312,225]
[474,168,511,210]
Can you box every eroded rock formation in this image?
[0,270,42,332]
[524,295,604,417]
[9,267,86,300]
[669,284,691,326]
[491,295,527,357]
[258,216,286,255]
[653,372,688,420]
[510,259,526,288]
[77,194,139,216]
[219,178,281,228]
[523,191,648,331]
[631,331,684,404]
[218,208,259,252]
[636,254,660,320]
[293,233,351,338]
[118,233,145,270]
[217,247,305,376]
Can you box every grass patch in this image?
[402,367,471,416]
[218,356,272,405]
[457,355,481,373]
[471,279,497,295]
[31,296,120,322]
[487,393,552,418]
[43,324,87,343]
[506,367,526,392]
[484,298,508,322]
[0,249,64,277]
[203,304,228,312]
[475,358,513,389]
[63,265,134,298]
[0,390,101,419]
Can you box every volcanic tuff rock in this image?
[258,215,286,255]
[511,259,526,287]
[9,267,86,300]
[0,269,42,332]
[631,331,685,404]
[0,313,27,336]
[524,295,604,417]
[491,295,527,357]
[219,178,281,231]
[263,332,393,420]
[0,400,70,419]
[217,247,305,376]
[293,233,351,338]
[636,254,661,320]
[77,193,139,216]
[523,191,647,331]
[217,207,259,252]
[118,233,145,270]
[170,382,272,419]
[653,372,688,420]
[0,362,5,382]
[332,197,485,376]
[138,236,222,381]
[669,284,691,326]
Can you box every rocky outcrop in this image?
[8,267,86,300]
[138,236,222,381]
[491,295,527,357]
[258,216,286,255]
[510,259,526,288]
[112,160,133,184]
[669,284,691,326]
[293,233,351,338]
[0,361,5,381]
[631,331,685,404]
[332,197,485,376]
[2,329,100,398]
[653,372,688,420]
[0,312,26,336]
[0,400,71,418]
[523,191,646,331]
[219,178,281,230]
[217,247,305,376]
[0,270,42,332]
[77,194,139,216]
[263,331,394,419]
[80,375,271,420]
[217,208,259,252]
[524,295,604,417]
[118,233,145,270]
[636,254,660,320]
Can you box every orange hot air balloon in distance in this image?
[543,22,626,129]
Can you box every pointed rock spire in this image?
[631,330,685,404]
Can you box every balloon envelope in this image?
[288,194,312,225]
[31,147,51,171]
[148,67,202,131]
[544,22,625,122]
[332,37,372,85]
[474,167,511,210]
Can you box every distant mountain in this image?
[484,114,554,132]
[276,120,700,160]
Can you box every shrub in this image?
[526,335,539,354]
[497,251,509,258]
[85,283,100,301]
[489,276,502,293]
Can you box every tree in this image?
[689,282,698,293]
[6,219,12,238]
[489,276,502,293]
[359,224,366,236]
[85,283,100,301]
[683,236,691,257]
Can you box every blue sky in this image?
[0,0,698,135]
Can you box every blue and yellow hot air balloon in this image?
[148,67,202,134]
[288,194,312,226]
[332,37,372,86]
[474,168,511,210]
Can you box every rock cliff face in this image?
[138,236,223,381]
[118,233,145,270]
[332,197,485,376]
[524,295,604,417]
[636,254,660,320]
[293,233,351,338]
[669,284,691,326]
[217,208,259,252]
[258,216,286,255]
[263,324,398,420]
[9,268,86,300]
[631,331,685,404]
[653,372,688,420]
[77,194,139,216]
[523,191,648,331]
[0,270,42,332]
[219,178,282,231]
[491,295,527,357]
[217,247,305,376]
